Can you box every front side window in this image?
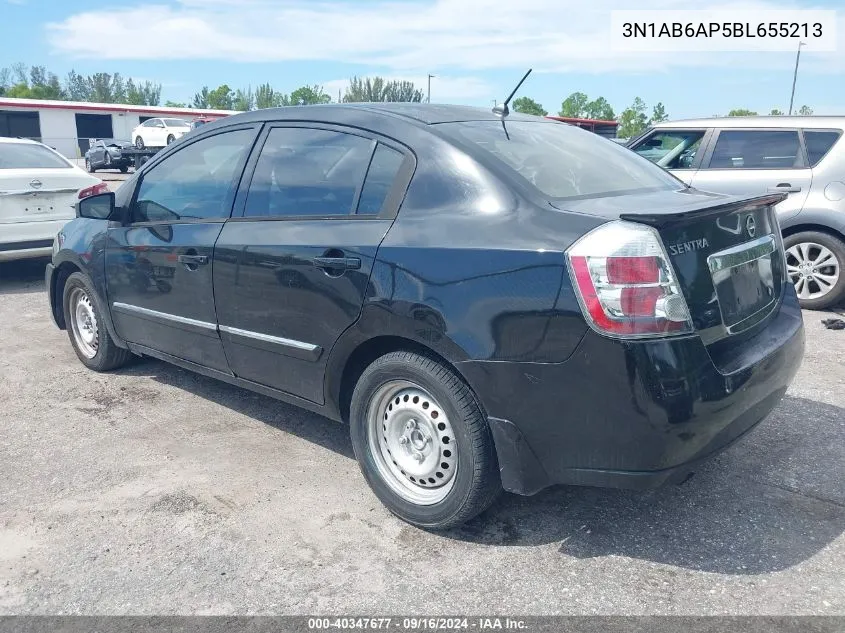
[133,129,254,222]
[631,130,705,169]
[707,130,802,169]
[0,143,71,169]
[439,120,680,200]
[244,127,375,218]
[804,129,842,167]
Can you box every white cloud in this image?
[46,0,845,74]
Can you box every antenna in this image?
[492,68,532,118]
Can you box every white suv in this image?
[0,137,104,262]
[629,117,845,309]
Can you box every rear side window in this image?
[244,127,375,218]
[439,120,679,200]
[133,128,254,222]
[707,130,802,169]
[357,144,405,214]
[630,130,705,169]
[0,143,70,169]
[804,130,842,167]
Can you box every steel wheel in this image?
[68,287,99,359]
[367,380,458,505]
[786,241,841,301]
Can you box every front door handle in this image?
[312,256,361,271]
[767,183,802,193]
[177,254,209,269]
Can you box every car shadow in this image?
[0,258,49,295]
[109,355,845,576]
[113,357,355,460]
[452,395,845,575]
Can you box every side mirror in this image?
[77,192,115,220]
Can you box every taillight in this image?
[566,220,693,338]
[78,182,109,199]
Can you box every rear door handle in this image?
[312,256,361,270]
[767,183,802,193]
[177,254,209,266]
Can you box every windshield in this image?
[439,120,681,200]
[163,119,191,128]
[0,143,71,169]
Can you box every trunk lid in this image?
[0,168,98,225]
[559,189,788,346]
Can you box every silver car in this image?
[628,116,845,309]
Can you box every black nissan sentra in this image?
[46,104,804,529]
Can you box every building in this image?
[545,116,619,139]
[0,97,236,158]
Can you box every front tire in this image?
[85,157,95,173]
[135,136,145,149]
[62,272,133,372]
[784,231,845,310]
[350,351,500,530]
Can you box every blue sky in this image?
[1,0,842,118]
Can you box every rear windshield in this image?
[439,120,680,200]
[0,143,71,169]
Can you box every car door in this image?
[628,128,711,186]
[90,141,104,167]
[213,124,413,403]
[151,119,168,146]
[105,125,259,371]
[691,128,812,221]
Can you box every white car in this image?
[0,137,105,262]
[131,118,192,149]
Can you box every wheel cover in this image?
[366,380,458,505]
[786,241,841,300]
[69,287,99,359]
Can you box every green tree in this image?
[584,97,615,120]
[0,67,10,96]
[798,105,813,116]
[617,97,649,139]
[233,87,254,111]
[649,102,668,124]
[164,100,186,108]
[206,84,234,110]
[727,108,758,116]
[512,96,547,116]
[343,76,423,103]
[65,70,89,101]
[192,86,210,109]
[254,83,290,109]
[769,108,784,115]
[559,91,590,118]
[288,85,331,106]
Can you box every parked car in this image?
[131,118,191,149]
[85,139,134,173]
[0,137,106,262]
[47,105,804,529]
[628,116,845,309]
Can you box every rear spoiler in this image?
[620,192,788,229]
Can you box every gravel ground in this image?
[0,257,843,615]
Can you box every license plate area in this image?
[708,234,778,334]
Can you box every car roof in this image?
[653,116,845,129]
[0,136,41,145]
[216,103,542,127]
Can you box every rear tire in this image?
[349,351,500,530]
[784,231,845,310]
[135,136,145,150]
[62,272,133,372]
[166,134,175,145]
[119,166,129,173]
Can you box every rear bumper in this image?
[0,220,67,261]
[458,291,805,495]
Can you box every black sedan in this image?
[85,139,133,173]
[46,104,804,529]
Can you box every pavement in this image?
[0,258,843,615]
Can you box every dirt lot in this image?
[0,256,843,615]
